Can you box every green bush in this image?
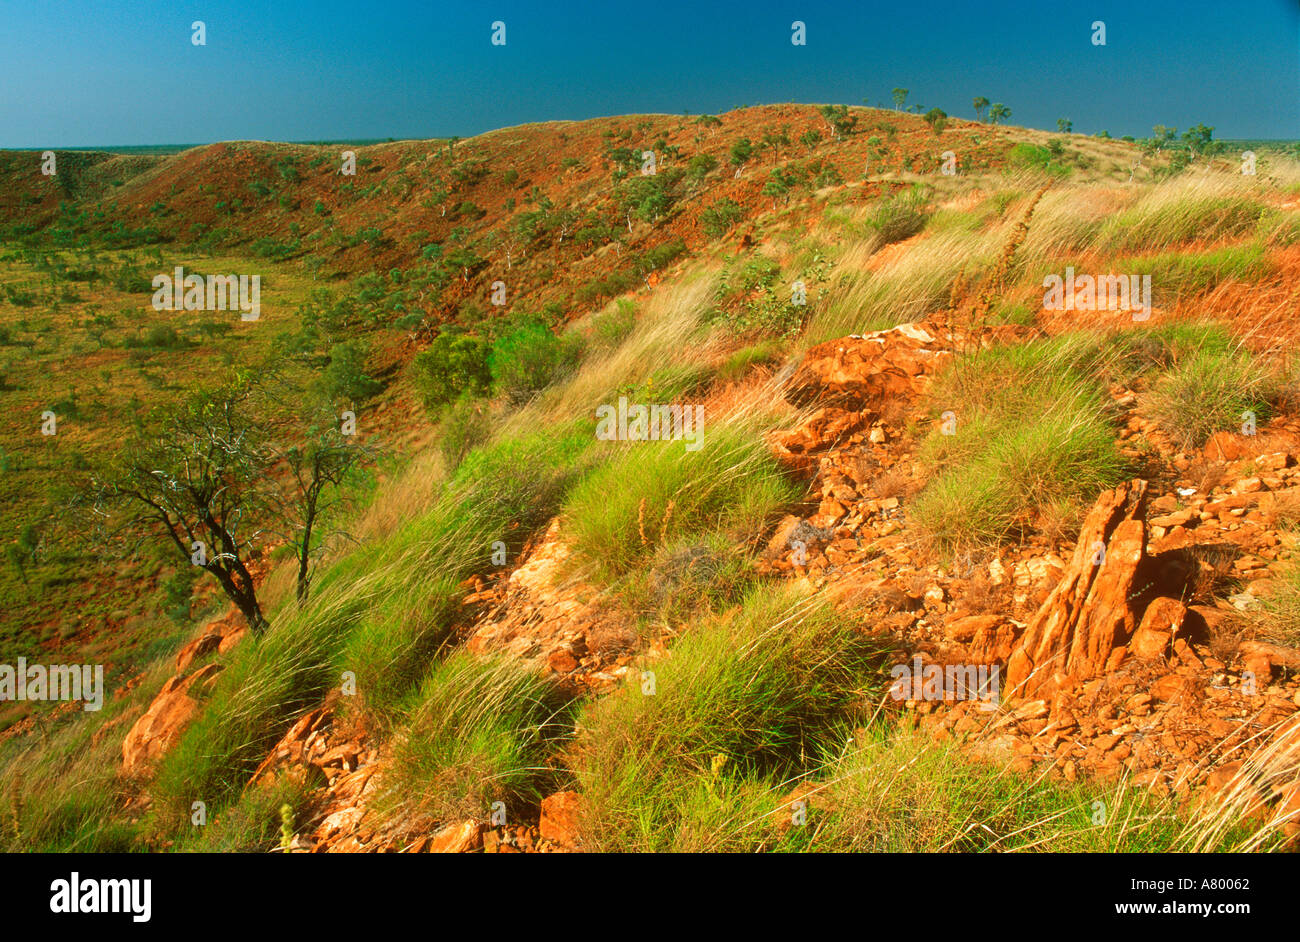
[700,198,744,238]
[488,322,585,404]
[1007,142,1071,177]
[162,566,200,623]
[128,324,190,350]
[687,153,718,180]
[729,139,754,166]
[409,331,491,410]
[320,340,383,402]
[437,394,492,471]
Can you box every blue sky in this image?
[0,0,1296,147]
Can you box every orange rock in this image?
[547,648,579,673]
[943,613,1002,643]
[771,407,868,456]
[121,663,224,774]
[175,632,221,672]
[1005,481,1149,700]
[1204,430,1251,461]
[785,324,953,412]
[1150,673,1196,702]
[217,626,247,654]
[539,790,585,849]
[1128,597,1188,660]
[427,819,482,853]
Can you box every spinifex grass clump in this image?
[624,532,759,624]
[569,585,891,851]
[1258,553,1300,646]
[333,420,599,719]
[1106,320,1235,382]
[377,651,572,836]
[177,773,317,853]
[864,185,931,245]
[1099,176,1265,252]
[150,590,362,824]
[792,727,1110,851]
[1128,243,1273,305]
[565,421,799,583]
[806,226,999,344]
[912,333,1127,555]
[784,725,1278,852]
[1143,343,1278,450]
[338,573,461,720]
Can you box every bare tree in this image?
[85,378,380,630]
[273,406,378,606]
[88,382,273,632]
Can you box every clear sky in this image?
[1,0,1296,147]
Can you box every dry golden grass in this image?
[504,265,723,435]
[806,224,1008,344]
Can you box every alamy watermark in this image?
[50,872,150,922]
[595,395,703,451]
[1043,267,1151,321]
[0,658,104,711]
[890,656,1000,711]
[152,266,261,320]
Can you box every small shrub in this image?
[1144,347,1278,449]
[437,394,492,471]
[320,340,383,402]
[686,154,718,181]
[409,332,492,410]
[865,187,930,244]
[700,199,744,238]
[489,322,585,404]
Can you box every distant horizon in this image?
[2,108,1299,155]
[1,0,1296,149]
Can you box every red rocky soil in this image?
[120,316,1300,849]
[758,319,1300,839]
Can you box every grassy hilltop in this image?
[1,105,1299,852]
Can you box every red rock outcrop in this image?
[785,322,953,411]
[539,790,585,850]
[121,663,224,774]
[1005,480,1150,699]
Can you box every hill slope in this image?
[3,106,1300,853]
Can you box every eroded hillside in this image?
[2,106,1300,853]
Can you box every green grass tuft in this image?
[565,422,799,582]
[377,651,571,835]
[570,585,891,851]
[913,334,1127,554]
